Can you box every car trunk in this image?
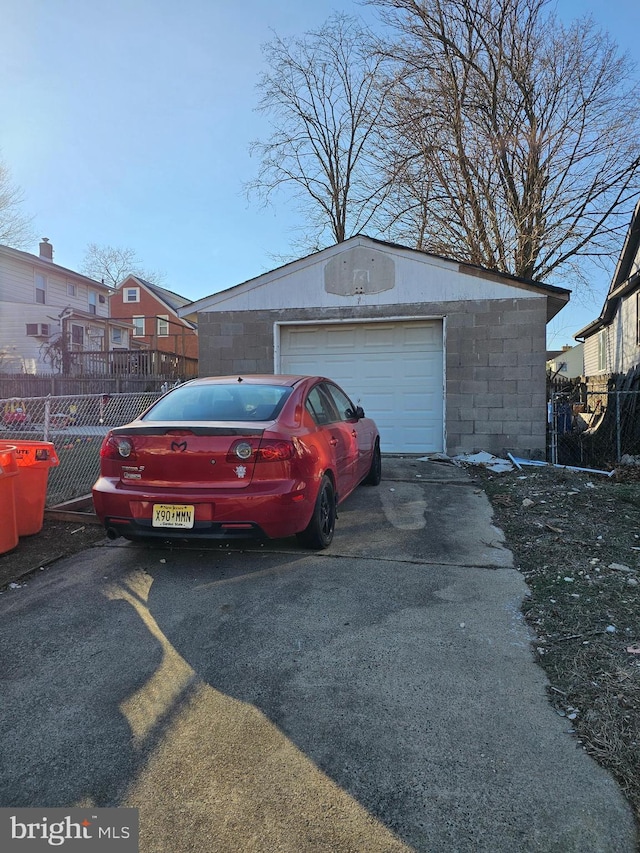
[110,424,266,489]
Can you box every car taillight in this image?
[100,433,137,460]
[227,438,296,463]
[257,440,296,461]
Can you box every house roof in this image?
[178,234,570,322]
[117,275,197,330]
[575,198,640,340]
[0,242,112,291]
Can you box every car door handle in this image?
[330,437,338,446]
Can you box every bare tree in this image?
[247,13,393,250]
[0,155,34,249]
[371,0,640,283]
[81,243,165,287]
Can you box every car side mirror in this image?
[355,405,365,419]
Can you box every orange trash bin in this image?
[0,444,19,553]
[0,440,59,536]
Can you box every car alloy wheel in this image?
[297,475,336,549]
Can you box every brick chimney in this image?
[39,238,53,261]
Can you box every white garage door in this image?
[279,320,444,454]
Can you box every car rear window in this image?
[142,384,293,422]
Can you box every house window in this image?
[35,273,46,304]
[133,316,145,336]
[124,287,140,303]
[597,329,608,372]
[71,325,84,346]
[88,291,97,314]
[112,327,123,345]
[157,315,169,337]
[67,282,77,297]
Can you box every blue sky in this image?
[1,0,638,349]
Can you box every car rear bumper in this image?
[91,477,316,541]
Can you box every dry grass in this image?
[473,464,640,824]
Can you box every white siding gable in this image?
[193,239,545,314]
[613,292,639,372]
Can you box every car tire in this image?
[363,440,382,486]
[297,475,336,549]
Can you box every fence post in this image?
[43,396,51,441]
[549,394,558,464]
[615,391,621,462]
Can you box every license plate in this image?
[152,504,195,528]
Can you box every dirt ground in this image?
[2,463,640,827]
[0,515,107,590]
[470,462,640,826]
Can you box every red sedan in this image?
[92,375,381,549]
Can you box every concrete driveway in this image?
[0,457,636,852]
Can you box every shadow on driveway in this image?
[0,458,636,851]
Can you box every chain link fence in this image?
[4,380,639,505]
[549,389,640,468]
[0,391,163,506]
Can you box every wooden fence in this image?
[67,348,198,378]
[0,349,199,397]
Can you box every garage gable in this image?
[183,236,565,319]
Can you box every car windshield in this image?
[143,383,293,422]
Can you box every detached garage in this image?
[180,236,569,458]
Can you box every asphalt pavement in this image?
[0,457,636,852]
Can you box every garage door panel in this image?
[361,326,396,348]
[402,425,441,452]
[401,358,441,380]
[280,321,444,453]
[357,358,397,381]
[398,324,440,347]
[313,356,367,383]
[363,392,395,414]
[325,328,362,349]
[284,328,323,351]
[281,355,322,375]
[403,391,438,411]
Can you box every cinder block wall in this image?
[444,297,547,459]
[197,297,547,459]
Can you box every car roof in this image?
[183,374,312,388]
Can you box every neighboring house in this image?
[0,239,132,375]
[179,235,570,457]
[576,198,640,377]
[546,344,584,379]
[110,275,198,361]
